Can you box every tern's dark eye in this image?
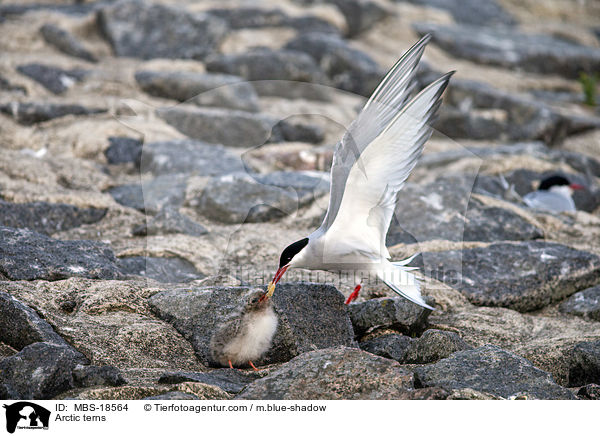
[279,238,309,268]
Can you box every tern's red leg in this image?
[345,284,362,305]
[248,361,259,371]
[228,360,233,369]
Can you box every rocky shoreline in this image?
[1,0,600,400]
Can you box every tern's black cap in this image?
[279,238,308,268]
[539,175,570,191]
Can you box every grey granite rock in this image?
[348,296,432,336]
[560,285,600,321]
[274,119,325,144]
[327,0,388,36]
[148,283,356,367]
[434,106,505,140]
[385,176,544,245]
[435,79,600,144]
[359,333,413,361]
[0,101,105,124]
[40,23,97,63]
[0,343,88,400]
[285,32,384,96]
[0,292,70,350]
[158,369,261,394]
[0,2,107,20]
[72,364,126,388]
[140,139,244,177]
[577,384,600,400]
[208,7,287,28]
[0,200,106,236]
[568,340,600,387]
[403,329,472,364]
[415,23,600,79]
[132,206,207,237]
[135,70,259,112]
[104,136,142,166]
[117,256,205,283]
[97,0,226,60]
[236,346,414,399]
[287,15,341,34]
[254,171,330,206]
[0,74,26,94]
[251,80,332,101]
[423,242,600,312]
[0,226,122,281]
[142,392,199,400]
[414,345,575,399]
[399,0,515,26]
[208,7,339,34]
[205,48,328,84]
[107,174,186,214]
[16,63,87,94]
[196,172,298,223]
[158,106,277,148]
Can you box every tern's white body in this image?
[523,185,576,213]
[281,35,453,310]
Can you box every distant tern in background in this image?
[265,35,453,310]
[523,175,584,213]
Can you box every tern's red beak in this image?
[570,183,584,191]
[266,265,289,298]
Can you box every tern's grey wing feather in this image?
[523,191,576,212]
[319,35,431,232]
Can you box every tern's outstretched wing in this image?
[319,34,431,233]
[319,47,453,258]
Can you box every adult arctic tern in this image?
[266,35,453,310]
[522,174,584,213]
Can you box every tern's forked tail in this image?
[379,257,434,310]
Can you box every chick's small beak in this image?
[570,183,584,191]
[266,265,289,298]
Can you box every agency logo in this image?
[3,402,50,434]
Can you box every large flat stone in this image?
[97,0,226,60]
[140,139,244,176]
[386,176,543,245]
[568,341,600,387]
[40,23,97,63]
[17,63,87,95]
[196,172,298,223]
[415,23,600,79]
[0,200,106,235]
[414,345,575,399]
[423,242,600,312]
[158,106,276,148]
[135,70,259,112]
[205,48,328,84]
[0,226,122,281]
[0,101,105,124]
[560,285,600,321]
[0,292,69,350]
[284,32,383,96]
[236,346,414,399]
